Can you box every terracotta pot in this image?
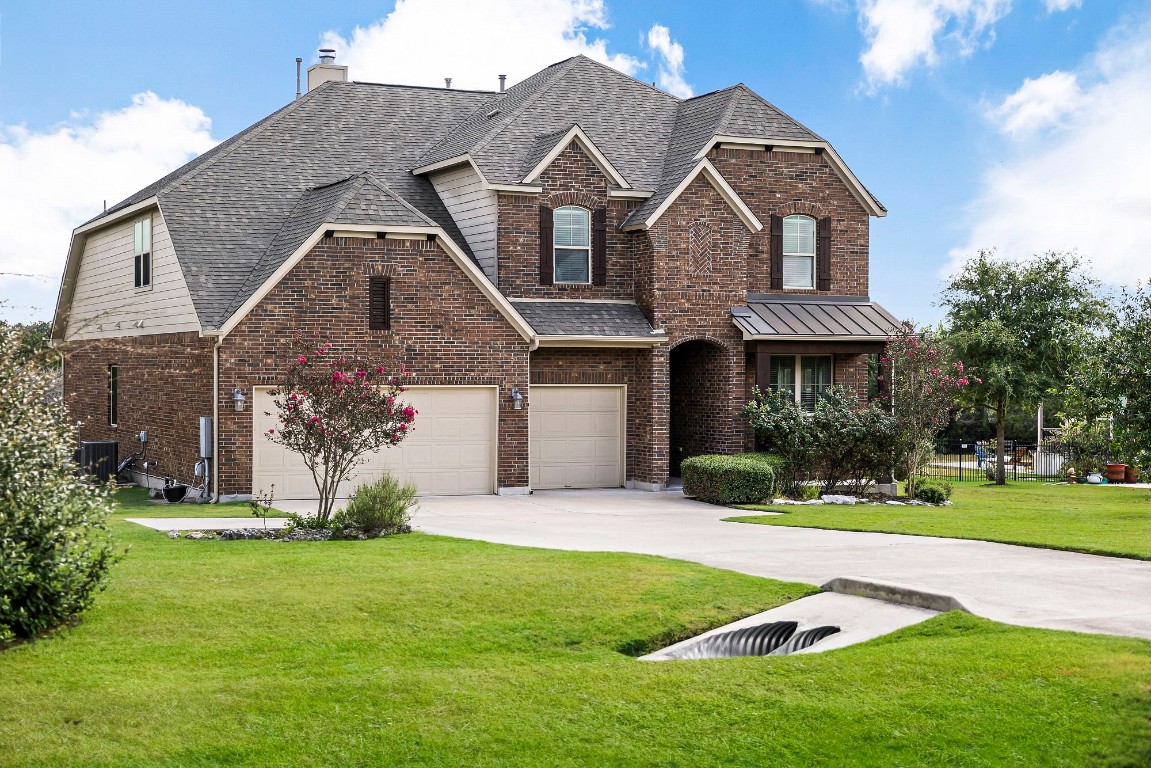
[1106,463,1127,483]
[1126,466,1142,483]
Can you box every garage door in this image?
[530,385,624,489]
[253,386,497,498]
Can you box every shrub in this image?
[0,326,116,645]
[681,454,777,505]
[332,473,417,538]
[914,478,953,505]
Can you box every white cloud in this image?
[858,0,1012,91]
[320,0,648,92]
[645,24,692,98]
[1043,0,1081,11]
[0,93,216,322]
[950,18,1151,286]
[989,70,1087,136]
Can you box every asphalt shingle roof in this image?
[82,55,865,331]
[510,301,658,337]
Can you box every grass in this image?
[114,486,289,519]
[1,490,1149,766]
[730,480,1151,560]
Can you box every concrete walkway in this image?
[351,488,1151,640]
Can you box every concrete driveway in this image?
[404,488,1151,640]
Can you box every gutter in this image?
[202,329,222,503]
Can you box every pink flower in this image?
[377,366,386,375]
[957,378,969,386]
[356,369,367,378]
[402,405,416,419]
[267,428,275,434]
[297,355,308,364]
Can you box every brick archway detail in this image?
[776,201,828,219]
[544,191,606,210]
[670,334,730,352]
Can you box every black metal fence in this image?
[922,439,1072,482]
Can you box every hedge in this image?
[681,453,784,505]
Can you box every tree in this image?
[0,326,117,646]
[880,323,971,499]
[265,335,417,523]
[1065,280,1151,469]
[940,250,1107,484]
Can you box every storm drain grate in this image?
[670,621,840,660]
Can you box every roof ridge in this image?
[349,80,494,94]
[354,173,437,226]
[730,83,826,143]
[678,83,742,104]
[565,54,683,101]
[470,57,583,157]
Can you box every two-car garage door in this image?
[252,384,624,497]
[253,386,497,498]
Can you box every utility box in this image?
[199,416,213,458]
[78,441,118,482]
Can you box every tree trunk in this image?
[996,399,1007,485]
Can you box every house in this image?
[52,53,898,500]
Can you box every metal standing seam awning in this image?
[733,295,901,389]
[731,294,900,342]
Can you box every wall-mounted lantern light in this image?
[232,387,247,412]
[510,387,524,410]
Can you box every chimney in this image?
[295,57,303,99]
[306,48,348,93]
[444,77,452,89]
[499,74,506,92]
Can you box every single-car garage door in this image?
[253,386,497,498]
[530,385,624,489]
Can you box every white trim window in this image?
[770,355,832,411]
[133,217,152,289]
[553,205,591,284]
[782,214,815,289]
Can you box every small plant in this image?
[914,478,953,505]
[332,473,417,538]
[249,485,275,530]
[800,484,822,501]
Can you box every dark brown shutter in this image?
[539,205,554,286]
[816,217,831,291]
[368,276,390,330]
[591,207,607,286]
[770,214,783,290]
[134,254,142,288]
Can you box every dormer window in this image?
[133,217,152,289]
[553,206,591,284]
[782,215,815,289]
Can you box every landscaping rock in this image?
[167,530,181,539]
[821,495,859,505]
[885,500,906,505]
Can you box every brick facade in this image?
[64,331,214,483]
[217,235,531,495]
[62,136,878,495]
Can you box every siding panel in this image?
[429,165,499,283]
[66,207,201,339]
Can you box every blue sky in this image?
[1,0,1148,326]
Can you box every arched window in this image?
[782,214,815,289]
[553,205,591,283]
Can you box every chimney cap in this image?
[318,48,336,64]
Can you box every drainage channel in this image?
[639,591,941,662]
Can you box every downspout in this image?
[210,332,222,502]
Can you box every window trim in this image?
[782,214,815,290]
[770,354,833,411]
[552,205,592,285]
[133,217,153,290]
[108,364,119,427]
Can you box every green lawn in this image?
[731,481,1151,560]
[1,491,1149,766]
[114,486,289,518]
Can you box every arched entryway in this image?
[669,339,729,477]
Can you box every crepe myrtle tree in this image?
[880,322,973,500]
[264,334,417,523]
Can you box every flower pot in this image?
[1106,463,1127,483]
[1126,466,1142,483]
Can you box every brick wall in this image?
[670,340,729,475]
[217,235,531,495]
[709,147,871,297]
[63,331,214,484]
[497,141,639,299]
